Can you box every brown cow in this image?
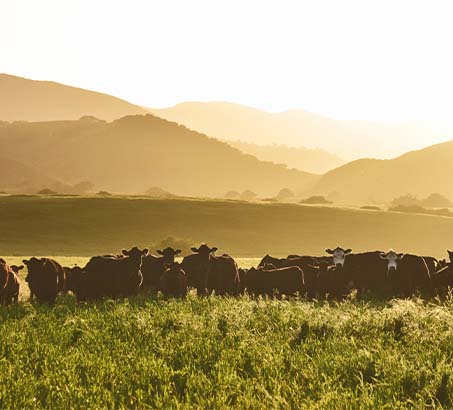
[141,247,181,291]
[159,262,187,298]
[3,265,21,304]
[23,258,66,303]
[0,259,10,300]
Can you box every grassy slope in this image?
[0,296,452,408]
[1,196,453,258]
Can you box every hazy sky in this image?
[2,0,453,122]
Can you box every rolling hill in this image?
[225,140,344,174]
[0,157,59,192]
[0,114,318,197]
[310,140,453,201]
[0,74,147,122]
[151,102,452,160]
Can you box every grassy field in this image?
[2,196,453,408]
[0,295,452,408]
[1,195,453,258]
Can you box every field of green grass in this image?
[0,295,452,408]
[2,196,453,408]
[1,195,453,258]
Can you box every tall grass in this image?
[0,295,452,408]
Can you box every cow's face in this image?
[122,247,149,266]
[11,265,24,274]
[325,247,352,267]
[190,244,217,261]
[380,250,404,272]
[448,250,453,264]
[157,247,182,262]
[22,257,44,282]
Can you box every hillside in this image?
[0,115,317,197]
[0,196,452,257]
[151,102,451,160]
[310,140,453,201]
[0,74,147,122]
[226,140,344,174]
[0,157,59,192]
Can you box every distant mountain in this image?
[310,140,453,201]
[0,115,318,197]
[0,74,147,122]
[151,101,452,160]
[225,140,344,174]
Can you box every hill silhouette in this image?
[310,140,453,201]
[0,114,318,197]
[151,101,451,160]
[226,140,344,174]
[0,74,147,122]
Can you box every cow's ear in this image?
[325,249,334,254]
[345,249,352,254]
[157,250,163,255]
[211,247,218,253]
[379,252,387,260]
[175,249,182,255]
[122,249,129,256]
[448,249,453,254]
[142,248,149,256]
[17,265,24,271]
[22,259,29,265]
[191,247,199,253]
[397,253,404,259]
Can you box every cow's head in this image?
[122,247,149,267]
[22,257,44,282]
[10,265,24,274]
[325,247,352,267]
[379,250,404,272]
[191,244,217,261]
[157,247,182,262]
[447,249,453,264]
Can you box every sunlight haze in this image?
[3,0,453,157]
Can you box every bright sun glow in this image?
[2,0,453,123]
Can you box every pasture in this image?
[2,196,453,408]
[0,294,452,408]
[1,195,453,258]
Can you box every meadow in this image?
[0,293,452,408]
[2,196,453,408]
[1,195,453,258]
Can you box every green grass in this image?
[0,295,452,409]
[1,195,453,258]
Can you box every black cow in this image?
[245,266,304,297]
[159,262,187,298]
[23,258,66,303]
[141,247,182,291]
[82,247,148,298]
[380,251,432,297]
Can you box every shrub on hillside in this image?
[300,195,332,204]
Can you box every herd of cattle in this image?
[1,245,453,304]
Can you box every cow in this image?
[181,244,239,295]
[259,254,334,298]
[325,247,390,298]
[82,247,148,298]
[245,265,304,297]
[23,257,66,303]
[0,259,10,300]
[159,262,187,298]
[3,265,22,304]
[141,247,181,291]
[380,250,432,297]
[0,260,20,305]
